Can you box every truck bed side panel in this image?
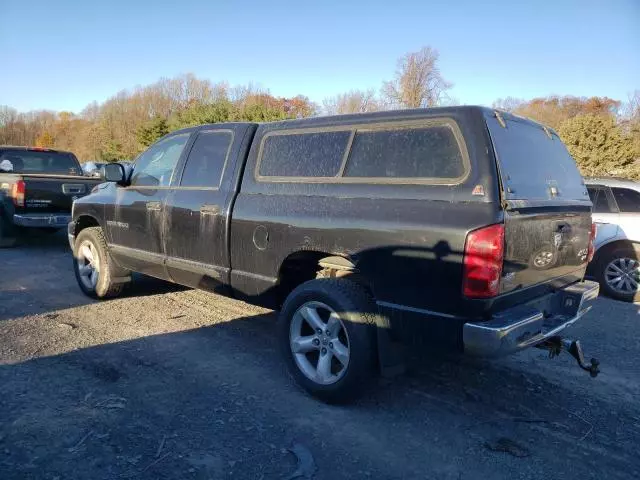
[230,108,501,318]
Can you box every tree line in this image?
[0,46,638,179]
[493,94,640,179]
[0,76,316,162]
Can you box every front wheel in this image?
[73,227,128,299]
[596,245,640,303]
[278,279,377,403]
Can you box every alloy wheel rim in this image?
[604,257,639,295]
[77,240,100,290]
[289,301,350,385]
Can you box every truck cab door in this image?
[164,126,246,290]
[587,185,619,249]
[109,132,192,279]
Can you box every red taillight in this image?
[463,224,505,298]
[11,180,25,207]
[587,223,597,263]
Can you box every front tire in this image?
[278,279,377,403]
[595,245,640,303]
[73,227,128,299]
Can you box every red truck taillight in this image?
[11,180,25,207]
[587,223,597,263]
[462,224,505,298]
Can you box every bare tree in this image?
[230,83,270,107]
[497,95,622,130]
[211,81,230,102]
[381,47,452,109]
[323,89,379,115]
[0,106,19,144]
[80,101,101,121]
[620,90,640,165]
[492,97,525,112]
[621,90,640,122]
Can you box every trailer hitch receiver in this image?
[537,336,600,377]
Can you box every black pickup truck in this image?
[69,106,600,402]
[0,146,100,247]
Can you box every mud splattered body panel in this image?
[72,107,592,327]
[230,108,502,317]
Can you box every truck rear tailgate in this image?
[502,208,592,293]
[20,174,95,213]
[485,111,593,294]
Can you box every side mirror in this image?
[103,163,126,185]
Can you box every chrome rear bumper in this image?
[13,213,71,228]
[463,280,599,357]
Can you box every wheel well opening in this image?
[276,251,327,305]
[594,239,640,265]
[276,251,369,306]
[74,215,100,236]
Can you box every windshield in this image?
[486,113,589,202]
[0,149,81,175]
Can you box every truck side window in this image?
[131,133,190,187]
[612,187,640,213]
[343,125,464,179]
[180,131,233,188]
[587,187,613,213]
[259,131,350,177]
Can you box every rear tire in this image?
[595,245,640,303]
[278,278,378,403]
[73,227,128,299]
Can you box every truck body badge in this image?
[106,220,129,229]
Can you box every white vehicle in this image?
[82,161,105,177]
[585,177,640,302]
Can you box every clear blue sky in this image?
[1,0,638,113]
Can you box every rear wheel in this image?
[73,227,128,299]
[596,245,640,303]
[278,278,377,403]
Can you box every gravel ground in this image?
[1,232,639,480]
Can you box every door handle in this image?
[146,201,162,212]
[200,204,220,216]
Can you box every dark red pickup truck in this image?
[0,146,100,246]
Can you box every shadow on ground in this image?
[1,306,638,480]
[0,232,639,479]
[0,231,186,322]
